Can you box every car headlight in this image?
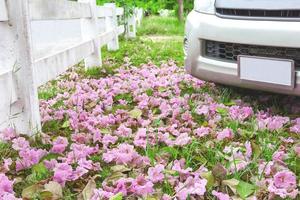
[194,0,215,14]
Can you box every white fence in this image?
[0,0,143,135]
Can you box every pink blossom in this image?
[0,128,16,142]
[216,128,234,141]
[174,133,191,146]
[1,158,12,173]
[51,137,68,154]
[229,106,253,122]
[272,151,287,162]
[268,170,298,199]
[53,163,73,186]
[131,175,153,196]
[172,159,192,181]
[116,124,132,137]
[148,164,165,183]
[245,141,252,158]
[0,173,14,193]
[194,126,210,137]
[134,128,147,149]
[290,125,300,133]
[175,176,207,200]
[212,190,231,200]
[16,148,47,171]
[12,137,30,151]
[102,135,118,147]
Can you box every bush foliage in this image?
[96,0,194,15]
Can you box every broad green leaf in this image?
[223,178,239,194]
[224,101,236,106]
[236,181,256,199]
[251,141,262,159]
[109,192,123,200]
[111,165,131,173]
[22,184,43,199]
[40,191,53,200]
[32,163,49,180]
[100,128,111,134]
[200,171,215,189]
[44,181,63,200]
[62,120,70,128]
[216,107,228,116]
[129,108,143,119]
[78,175,100,200]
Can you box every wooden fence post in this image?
[6,0,41,134]
[104,3,119,51]
[126,11,137,38]
[79,0,102,69]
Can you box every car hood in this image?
[215,0,300,10]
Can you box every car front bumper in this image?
[185,10,300,95]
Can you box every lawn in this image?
[1,16,300,200]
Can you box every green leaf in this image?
[44,181,63,200]
[32,163,49,180]
[251,141,262,159]
[236,181,256,199]
[40,191,53,200]
[22,184,43,199]
[216,107,228,116]
[200,171,215,189]
[129,108,143,119]
[62,120,70,128]
[224,101,236,106]
[109,192,123,200]
[223,178,239,194]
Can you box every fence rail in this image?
[0,0,143,135]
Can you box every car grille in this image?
[216,8,300,19]
[205,40,300,69]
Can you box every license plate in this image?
[238,55,295,87]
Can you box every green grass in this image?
[137,16,185,36]
[100,36,184,68]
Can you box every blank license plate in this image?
[238,56,294,87]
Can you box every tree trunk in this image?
[178,0,184,21]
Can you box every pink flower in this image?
[273,171,296,189]
[174,133,191,146]
[216,128,234,141]
[115,125,132,138]
[148,164,165,183]
[245,141,252,158]
[268,170,298,199]
[194,127,210,138]
[102,135,118,147]
[53,163,73,186]
[175,176,207,200]
[0,173,14,193]
[212,190,231,200]
[172,159,192,181]
[196,105,209,115]
[103,144,143,165]
[134,128,147,149]
[1,158,12,173]
[229,106,253,122]
[272,151,287,162]
[131,175,153,196]
[12,137,30,151]
[0,128,16,142]
[51,137,68,154]
[16,148,47,171]
[290,124,300,133]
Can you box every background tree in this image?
[178,0,184,21]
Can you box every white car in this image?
[184,0,300,95]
